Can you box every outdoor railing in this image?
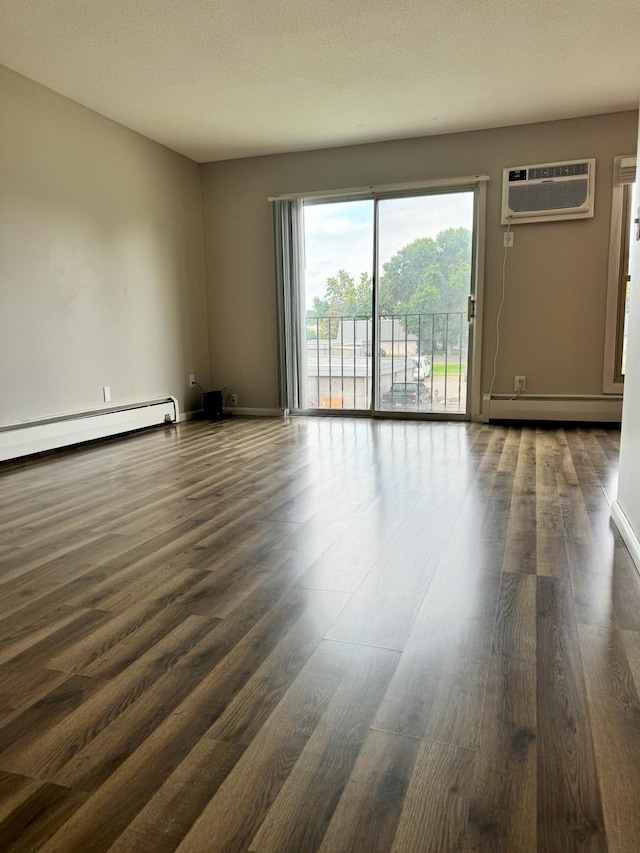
[305,312,468,412]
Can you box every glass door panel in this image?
[302,200,374,411]
[375,193,475,415]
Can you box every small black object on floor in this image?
[203,390,222,420]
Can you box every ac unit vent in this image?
[527,163,589,180]
[508,180,589,213]
[614,155,637,186]
[501,159,595,224]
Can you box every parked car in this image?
[413,357,431,381]
[380,381,430,410]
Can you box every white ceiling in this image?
[1,0,639,163]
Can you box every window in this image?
[603,155,637,393]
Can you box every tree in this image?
[307,270,372,338]
[379,237,439,314]
[431,227,472,313]
[323,270,372,317]
[306,227,472,344]
[379,228,471,316]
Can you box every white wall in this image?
[0,66,210,426]
[615,107,640,568]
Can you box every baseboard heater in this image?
[482,394,623,424]
[0,397,179,462]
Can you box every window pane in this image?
[375,192,474,414]
[303,200,374,410]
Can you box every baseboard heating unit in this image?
[0,397,179,462]
[482,394,623,424]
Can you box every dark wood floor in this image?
[0,416,639,852]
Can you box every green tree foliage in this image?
[379,227,471,315]
[307,270,372,338]
[306,228,471,342]
[322,270,372,316]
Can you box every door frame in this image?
[272,175,488,421]
[470,180,488,421]
[369,183,487,421]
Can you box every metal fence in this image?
[305,312,468,412]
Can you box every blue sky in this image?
[303,192,474,306]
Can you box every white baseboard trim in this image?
[180,407,284,423]
[233,407,284,417]
[611,500,640,574]
[482,393,623,424]
[179,409,203,422]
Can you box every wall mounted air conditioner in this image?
[501,159,595,224]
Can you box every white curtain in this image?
[272,199,306,411]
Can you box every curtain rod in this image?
[268,175,490,202]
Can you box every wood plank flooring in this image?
[0,416,638,851]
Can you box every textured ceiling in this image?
[1,0,639,163]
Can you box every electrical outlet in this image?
[229,394,238,406]
[103,386,111,402]
[504,232,514,248]
[514,375,526,393]
[189,374,196,387]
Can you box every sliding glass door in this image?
[375,192,475,415]
[277,180,483,419]
[303,199,374,411]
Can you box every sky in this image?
[303,192,474,306]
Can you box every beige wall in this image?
[2,62,637,426]
[201,111,638,411]
[0,66,210,425]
